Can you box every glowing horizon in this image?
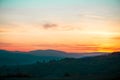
[0,0,120,53]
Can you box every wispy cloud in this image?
[33,43,99,52]
[112,36,120,40]
[0,30,6,32]
[42,23,58,29]
[0,42,12,47]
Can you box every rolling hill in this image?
[0,51,120,80]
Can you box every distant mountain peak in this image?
[29,49,66,53]
[0,49,11,53]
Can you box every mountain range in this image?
[0,49,108,66]
[0,51,120,80]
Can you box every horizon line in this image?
[0,49,117,54]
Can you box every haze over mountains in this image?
[0,51,120,80]
[0,49,108,66]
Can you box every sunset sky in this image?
[0,0,120,52]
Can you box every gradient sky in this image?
[0,0,120,52]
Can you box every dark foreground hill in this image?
[0,50,63,66]
[0,49,106,66]
[0,52,120,80]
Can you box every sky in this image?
[0,0,120,52]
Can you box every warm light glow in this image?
[0,0,120,53]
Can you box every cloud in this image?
[0,20,20,28]
[101,47,120,51]
[78,13,104,20]
[42,23,58,29]
[33,43,99,52]
[86,15,104,19]
[112,36,120,40]
[0,30,6,32]
[0,42,12,47]
[71,44,99,51]
[34,44,98,48]
[33,44,67,47]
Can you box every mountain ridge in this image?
[0,49,111,66]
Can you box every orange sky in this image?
[0,0,120,52]
[0,28,120,52]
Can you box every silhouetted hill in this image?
[0,51,120,80]
[0,49,108,66]
[29,49,107,58]
[0,50,63,66]
[111,52,120,55]
[29,49,67,57]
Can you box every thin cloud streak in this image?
[43,23,58,29]
[0,42,12,47]
[33,44,100,52]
